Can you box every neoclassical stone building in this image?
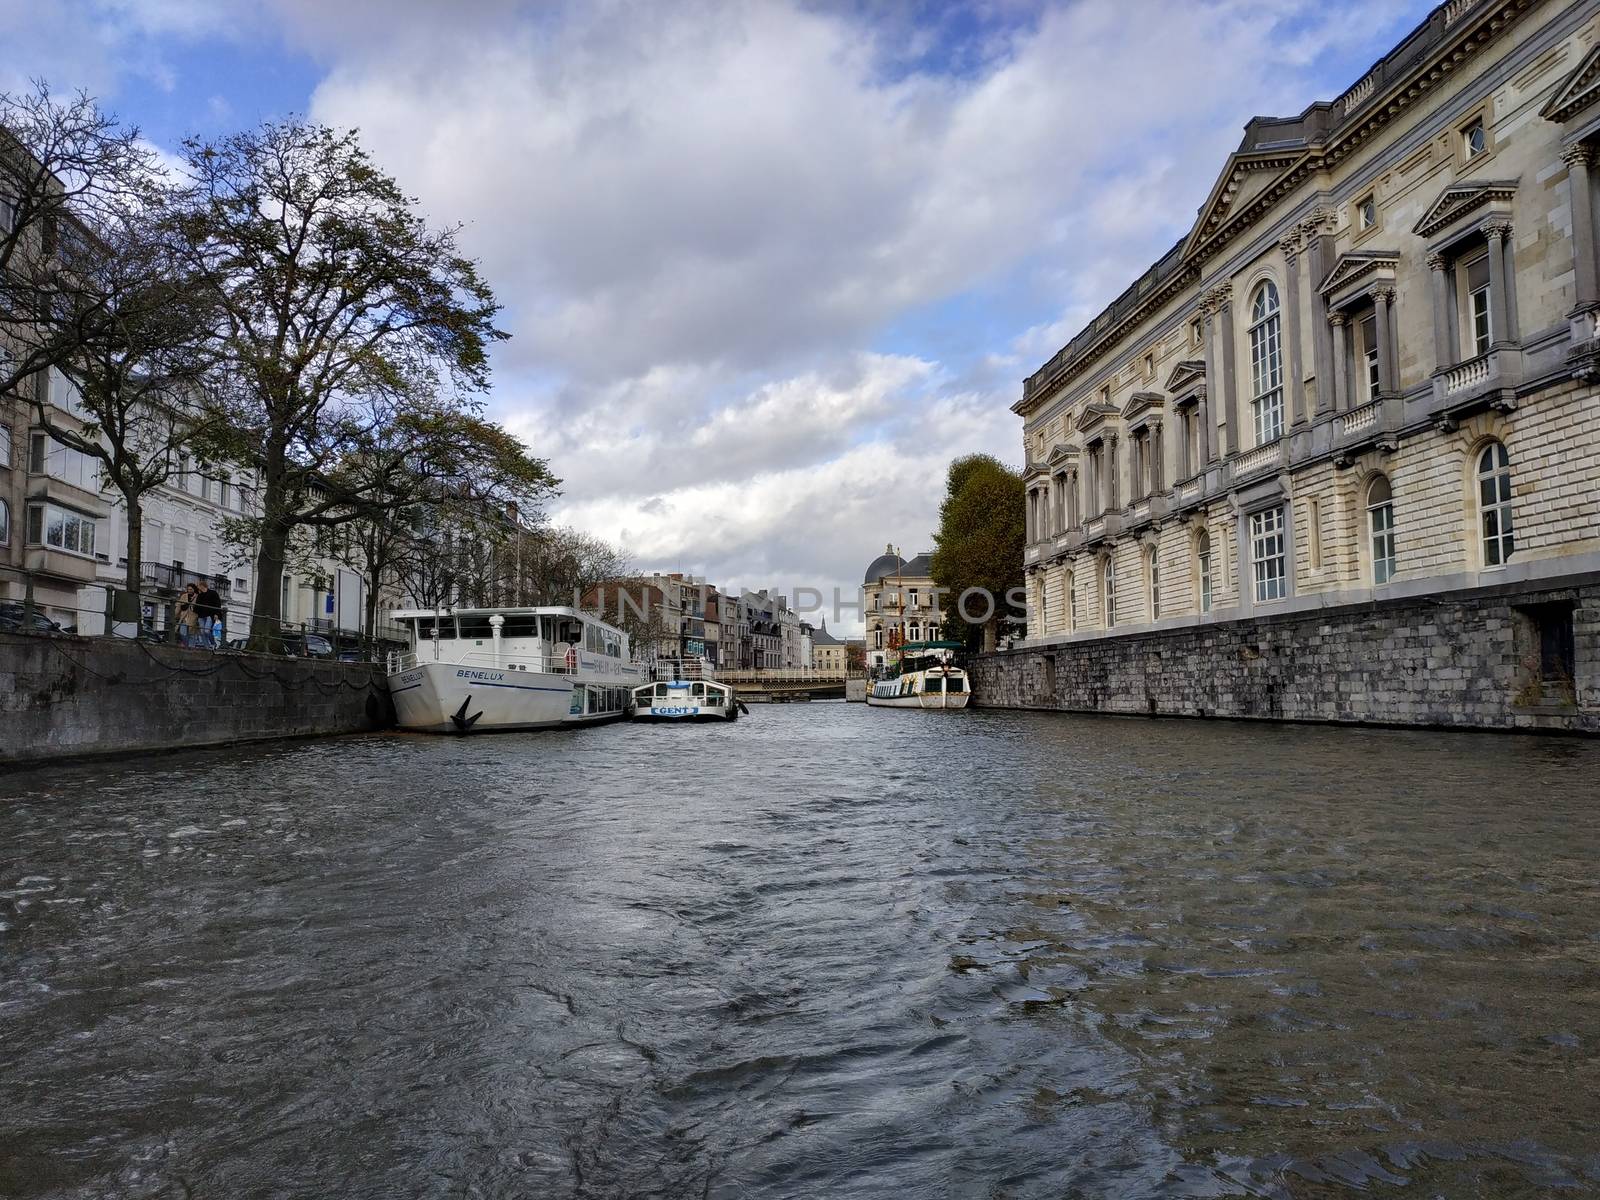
[1003,0,1600,729]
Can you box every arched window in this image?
[1148,548,1160,619]
[1197,531,1213,614]
[1248,281,1284,446]
[1476,441,1514,566]
[1103,558,1117,627]
[1367,475,1396,584]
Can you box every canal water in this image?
[3,706,1598,1199]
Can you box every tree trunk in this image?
[251,518,289,648]
[981,619,998,654]
[123,493,143,595]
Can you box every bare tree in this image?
[167,119,506,645]
[0,82,153,396]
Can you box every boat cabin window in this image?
[501,614,540,638]
[585,624,602,654]
[458,614,493,641]
[946,676,967,693]
[556,619,584,645]
[416,615,456,640]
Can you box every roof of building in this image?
[900,552,933,578]
[810,619,842,647]
[863,544,905,583]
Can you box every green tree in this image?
[929,454,1025,653]
[167,119,506,646]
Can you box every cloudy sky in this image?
[8,0,1433,627]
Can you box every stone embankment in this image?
[971,576,1599,733]
[0,632,393,766]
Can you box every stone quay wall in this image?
[0,633,393,766]
[971,576,1600,734]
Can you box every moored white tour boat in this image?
[385,606,646,734]
[866,640,971,710]
[631,658,743,722]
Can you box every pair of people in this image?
[175,580,225,648]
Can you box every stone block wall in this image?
[972,575,1600,733]
[0,633,393,766]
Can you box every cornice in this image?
[1412,179,1519,238]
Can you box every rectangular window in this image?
[1371,502,1395,584]
[47,368,92,420]
[0,193,16,233]
[0,423,10,468]
[1357,195,1376,230]
[25,502,97,557]
[1465,253,1492,356]
[1360,312,1380,399]
[1143,352,1154,379]
[1308,498,1323,571]
[28,432,99,491]
[1462,118,1486,160]
[1250,507,1287,603]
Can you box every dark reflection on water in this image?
[2,708,1598,1198]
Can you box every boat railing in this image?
[385,648,580,676]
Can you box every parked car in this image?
[277,630,335,659]
[0,604,64,635]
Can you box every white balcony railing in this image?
[1338,401,1381,437]
[1442,354,1491,395]
[1229,439,1283,481]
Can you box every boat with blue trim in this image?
[385,606,646,733]
[631,658,744,722]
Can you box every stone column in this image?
[1485,222,1512,347]
[1428,252,1452,371]
[1282,236,1307,425]
[1151,422,1164,492]
[1201,299,1220,464]
[1195,385,1211,466]
[1108,434,1121,511]
[1304,211,1336,416]
[1565,144,1598,312]
[1328,312,1349,411]
[1216,285,1238,457]
[1373,286,1396,396]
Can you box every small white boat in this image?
[631,658,743,722]
[867,640,971,709]
[385,606,646,734]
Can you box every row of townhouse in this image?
[1013,0,1600,719]
[590,573,811,670]
[0,363,402,641]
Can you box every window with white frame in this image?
[26,502,97,557]
[1462,118,1486,160]
[0,192,16,233]
[1250,507,1287,602]
[1367,475,1396,585]
[1360,311,1380,400]
[1148,548,1160,620]
[1463,253,1491,356]
[1357,195,1376,230]
[1103,559,1117,627]
[0,423,10,468]
[1197,531,1213,613]
[0,497,9,545]
[1476,441,1514,566]
[29,432,100,491]
[1248,281,1284,445]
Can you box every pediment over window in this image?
[1164,360,1206,396]
[1074,401,1119,437]
[1023,456,1051,480]
[1120,391,1165,425]
[1540,44,1600,127]
[1412,180,1517,240]
[1045,442,1079,467]
[1318,249,1400,311]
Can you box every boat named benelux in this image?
[386,606,646,734]
[866,640,972,709]
[631,658,743,722]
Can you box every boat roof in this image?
[902,640,963,651]
[388,605,629,637]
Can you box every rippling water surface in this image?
[3,706,1599,1198]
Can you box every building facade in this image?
[863,545,941,669]
[1008,0,1600,728]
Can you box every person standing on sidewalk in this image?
[175,584,200,647]
[196,580,223,649]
